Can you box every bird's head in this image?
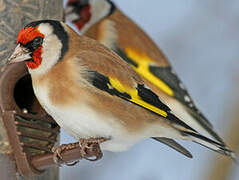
[65,0,115,33]
[8,20,69,75]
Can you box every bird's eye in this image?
[33,37,43,45]
[32,37,43,48]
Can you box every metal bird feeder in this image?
[0,63,103,178]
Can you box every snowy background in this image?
[61,0,239,179]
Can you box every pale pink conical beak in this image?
[7,44,32,64]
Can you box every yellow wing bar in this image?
[125,48,174,97]
[108,78,168,117]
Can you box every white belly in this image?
[47,104,120,139]
[33,85,147,152]
[47,104,147,152]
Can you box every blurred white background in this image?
[61,0,239,179]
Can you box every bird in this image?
[64,0,227,149]
[8,20,234,161]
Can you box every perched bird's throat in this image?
[25,46,43,69]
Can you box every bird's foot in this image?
[78,137,107,161]
[52,142,80,166]
[52,137,107,166]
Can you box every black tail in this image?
[182,131,237,162]
[152,137,192,158]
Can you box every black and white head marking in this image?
[26,20,69,75]
[65,0,116,33]
[26,20,69,60]
[82,0,115,33]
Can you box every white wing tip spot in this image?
[184,95,191,102]
[179,83,185,90]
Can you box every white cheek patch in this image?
[41,34,62,65]
[38,23,54,36]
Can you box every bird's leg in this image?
[52,137,108,166]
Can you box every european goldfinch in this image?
[8,20,234,160]
[65,0,226,146]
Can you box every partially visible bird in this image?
[8,20,234,160]
[64,0,227,148]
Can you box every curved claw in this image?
[65,160,79,166]
[84,150,103,161]
[52,146,64,166]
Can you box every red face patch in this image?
[74,4,92,30]
[25,45,43,69]
[17,26,44,45]
[17,26,45,69]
